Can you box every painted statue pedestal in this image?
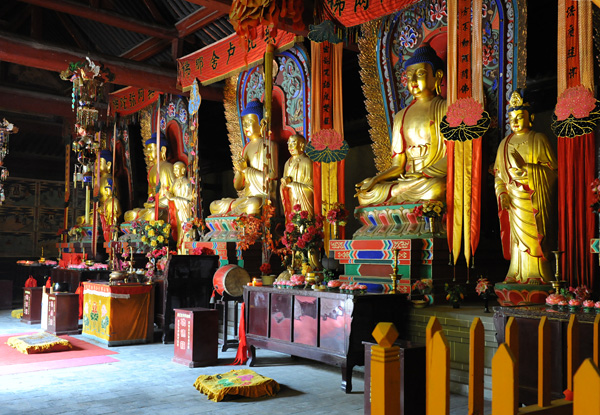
[493,282,554,306]
[329,237,453,297]
[205,215,240,241]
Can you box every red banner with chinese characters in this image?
[323,0,419,27]
[320,42,333,129]
[177,26,299,89]
[108,87,160,117]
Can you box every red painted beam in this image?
[0,32,224,101]
[0,85,74,119]
[18,0,178,40]
[183,0,232,14]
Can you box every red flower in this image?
[293,204,301,212]
[296,239,306,249]
[259,263,272,275]
[300,210,309,219]
[285,222,295,232]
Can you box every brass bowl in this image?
[85,260,95,267]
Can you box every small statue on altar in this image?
[355,44,447,205]
[124,133,175,222]
[209,99,277,216]
[280,133,314,219]
[98,150,121,226]
[167,161,194,253]
[493,90,558,283]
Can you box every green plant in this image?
[445,283,465,304]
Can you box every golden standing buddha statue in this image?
[210,99,277,216]
[494,90,558,283]
[124,133,175,222]
[167,161,193,253]
[97,150,121,226]
[355,44,447,205]
[280,134,314,218]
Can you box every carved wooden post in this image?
[428,331,450,415]
[426,316,442,415]
[370,322,400,415]
[567,314,580,394]
[573,359,600,415]
[491,343,518,415]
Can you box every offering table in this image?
[82,282,154,346]
[244,286,408,393]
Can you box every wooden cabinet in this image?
[244,286,408,393]
[173,307,218,367]
[22,287,43,324]
[157,255,219,343]
[46,292,79,335]
[494,305,598,404]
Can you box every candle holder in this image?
[551,250,567,293]
[389,249,402,294]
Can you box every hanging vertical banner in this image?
[108,87,160,117]
[177,26,299,89]
[554,0,596,289]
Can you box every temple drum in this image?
[213,265,250,298]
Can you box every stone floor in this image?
[0,309,491,415]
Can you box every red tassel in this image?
[231,302,248,365]
[45,277,52,289]
[75,282,84,319]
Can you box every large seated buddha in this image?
[209,99,277,216]
[355,44,447,206]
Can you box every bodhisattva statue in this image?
[98,150,121,225]
[280,134,314,218]
[494,90,558,284]
[124,133,175,222]
[355,44,447,205]
[167,161,193,253]
[209,99,277,216]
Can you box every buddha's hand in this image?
[499,193,510,210]
[400,172,424,180]
[356,177,376,192]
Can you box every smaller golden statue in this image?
[210,99,277,216]
[98,150,121,227]
[167,161,194,253]
[280,134,314,219]
[494,90,558,283]
[355,44,447,206]
[124,133,175,222]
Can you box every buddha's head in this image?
[97,150,112,175]
[404,44,445,99]
[173,161,186,179]
[145,133,169,165]
[288,134,306,157]
[241,99,264,140]
[508,90,533,135]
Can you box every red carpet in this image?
[0,332,119,375]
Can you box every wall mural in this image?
[0,178,64,257]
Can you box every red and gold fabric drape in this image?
[556,0,596,289]
[310,41,345,251]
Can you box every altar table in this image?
[82,282,154,346]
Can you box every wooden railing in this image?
[369,314,600,415]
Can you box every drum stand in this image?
[213,293,241,352]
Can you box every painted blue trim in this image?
[280,49,309,138]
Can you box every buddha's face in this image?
[405,62,438,99]
[288,135,305,156]
[242,114,261,139]
[145,143,157,164]
[509,110,532,134]
[174,163,186,179]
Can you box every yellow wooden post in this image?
[594,314,599,368]
[567,314,580,393]
[468,318,484,415]
[573,359,600,415]
[537,316,551,408]
[491,343,518,415]
[505,317,519,405]
[371,322,400,415]
[426,316,442,415]
[429,331,450,415]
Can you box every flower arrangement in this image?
[259,263,272,276]
[190,246,215,256]
[411,279,433,295]
[568,285,591,302]
[592,178,600,213]
[145,246,175,278]
[414,200,446,219]
[182,217,205,240]
[475,277,494,296]
[68,225,84,240]
[326,202,349,225]
[281,204,325,264]
[140,220,171,249]
[445,283,466,305]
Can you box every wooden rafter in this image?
[142,0,167,24]
[184,0,232,14]
[18,0,178,40]
[0,31,224,101]
[175,7,227,38]
[120,37,170,61]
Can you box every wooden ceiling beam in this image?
[0,32,224,101]
[142,0,167,24]
[0,85,74,119]
[56,11,92,51]
[120,37,170,61]
[17,0,178,40]
[183,0,232,15]
[175,8,226,38]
